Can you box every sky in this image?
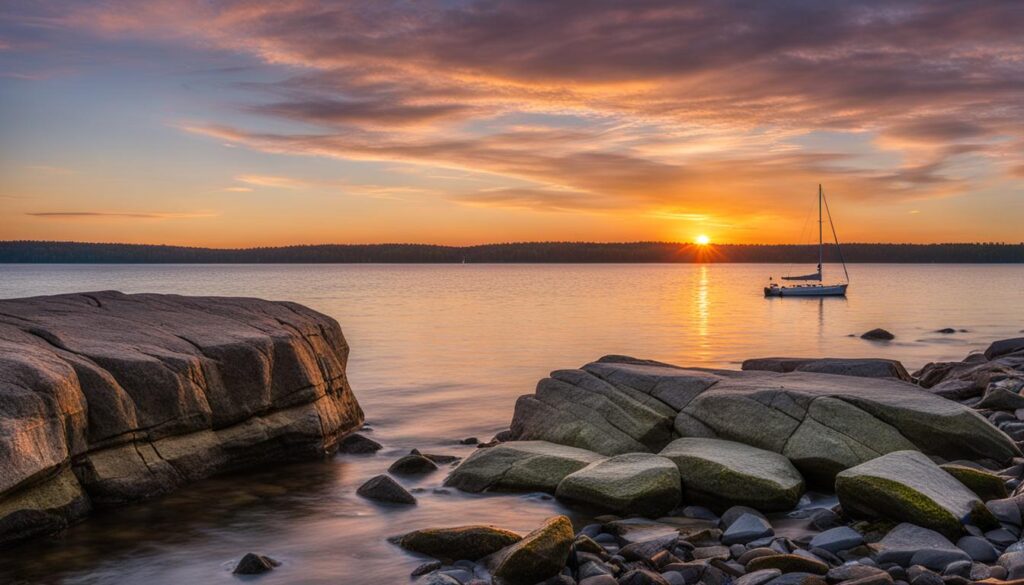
[1,1,1022,247]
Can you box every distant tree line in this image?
[0,240,1021,263]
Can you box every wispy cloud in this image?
[27,211,217,220]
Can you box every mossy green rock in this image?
[444,441,602,493]
[555,453,681,517]
[940,464,1009,502]
[659,437,804,511]
[486,515,574,585]
[398,525,522,561]
[836,450,996,537]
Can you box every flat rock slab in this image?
[0,291,364,547]
[660,437,805,511]
[444,441,602,493]
[507,356,1018,487]
[741,357,911,381]
[836,450,994,537]
[555,453,681,517]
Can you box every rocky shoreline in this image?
[368,335,1024,585]
[0,291,364,547]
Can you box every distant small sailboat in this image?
[764,185,849,297]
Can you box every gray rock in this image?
[942,560,971,578]
[987,497,1023,527]
[0,291,364,547]
[826,564,888,582]
[555,453,681,517]
[741,357,911,381]
[233,552,280,575]
[722,505,767,528]
[338,433,382,454]
[735,569,783,585]
[861,328,895,341]
[444,440,602,493]
[356,474,416,505]
[579,576,618,585]
[876,524,968,568]
[619,569,672,585]
[986,338,1024,360]
[659,438,804,511]
[682,506,719,521]
[412,561,443,577]
[722,513,774,545]
[506,356,1019,486]
[836,451,994,537]
[809,526,864,553]
[998,550,1024,580]
[399,525,522,561]
[976,386,1024,411]
[956,535,998,562]
[986,527,1017,548]
[389,454,439,475]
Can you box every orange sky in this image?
[1,1,1022,246]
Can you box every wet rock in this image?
[0,291,365,548]
[444,441,602,493]
[337,433,382,454]
[460,437,480,445]
[399,525,522,561]
[660,438,804,511]
[579,576,618,585]
[939,464,1008,502]
[861,329,895,341]
[985,527,1017,548]
[412,561,443,576]
[389,454,439,475]
[763,573,826,585]
[998,550,1024,579]
[986,338,1024,360]
[809,508,842,531]
[746,554,828,574]
[955,535,998,562]
[619,534,679,563]
[356,474,416,505]
[485,515,574,585]
[619,569,672,585]
[555,453,681,517]
[875,524,969,568]
[809,526,864,553]
[836,451,995,537]
[976,385,1024,411]
[741,357,911,381]
[936,329,957,335]
[827,564,890,582]
[233,552,280,575]
[722,513,774,545]
[736,569,783,585]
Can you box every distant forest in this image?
[1,241,1021,263]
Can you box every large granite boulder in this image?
[659,438,804,511]
[0,291,363,546]
[835,450,995,537]
[742,357,912,382]
[444,441,602,493]
[509,356,1018,485]
[555,453,681,517]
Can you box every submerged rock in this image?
[338,433,383,454]
[485,515,574,585]
[444,441,602,493]
[555,453,681,517]
[836,450,995,537]
[233,552,280,575]
[861,328,895,341]
[356,474,416,505]
[0,291,364,547]
[399,525,522,561]
[389,454,439,475]
[659,437,805,511]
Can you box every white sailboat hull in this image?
[764,283,848,297]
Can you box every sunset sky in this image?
[1,1,1022,246]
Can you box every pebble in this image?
[735,569,783,585]
[693,546,731,561]
[723,514,774,546]
[810,526,865,553]
[956,535,998,562]
[411,561,442,576]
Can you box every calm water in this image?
[1,263,1022,584]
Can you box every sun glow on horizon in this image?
[696,235,711,245]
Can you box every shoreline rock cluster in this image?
[0,291,364,547]
[395,336,1024,585]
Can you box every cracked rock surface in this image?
[0,291,363,546]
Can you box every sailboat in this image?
[764,185,849,297]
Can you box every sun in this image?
[695,234,711,245]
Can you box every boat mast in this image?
[817,184,823,278]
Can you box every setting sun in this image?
[696,235,711,245]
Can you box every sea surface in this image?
[0,263,1022,584]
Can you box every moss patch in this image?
[940,464,1008,502]
[836,474,963,537]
